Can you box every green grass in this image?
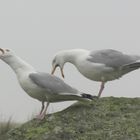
[6,97,140,140]
[0,118,20,140]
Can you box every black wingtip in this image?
[81,93,98,100]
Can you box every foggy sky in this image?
[0,0,140,122]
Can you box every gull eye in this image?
[6,49,10,51]
[53,59,56,64]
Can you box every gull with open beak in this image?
[51,63,65,78]
[51,49,140,98]
[0,48,94,120]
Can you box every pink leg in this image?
[40,101,45,115]
[36,101,45,119]
[37,102,50,120]
[98,82,105,98]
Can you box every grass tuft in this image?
[0,117,20,140]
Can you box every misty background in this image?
[0,0,140,122]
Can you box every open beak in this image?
[51,66,65,78]
[0,48,4,54]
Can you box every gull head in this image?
[51,55,65,78]
[0,48,13,59]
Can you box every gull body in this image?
[0,48,93,119]
[51,49,140,97]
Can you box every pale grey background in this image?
[0,0,140,122]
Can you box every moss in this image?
[7,97,140,140]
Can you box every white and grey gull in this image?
[51,49,140,97]
[0,48,93,120]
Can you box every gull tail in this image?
[121,62,140,74]
[128,62,140,69]
[81,93,97,100]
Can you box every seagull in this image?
[0,48,93,120]
[51,49,140,98]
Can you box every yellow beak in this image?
[51,66,57,75]
[0,48,4,54]
[60,67,65,78]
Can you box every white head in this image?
[51,49,87,78]
[0,48,35,74]
[0,48,13,60]
[51,53,65,78]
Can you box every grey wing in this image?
[29,72,78,95]
[87,49,140,68]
